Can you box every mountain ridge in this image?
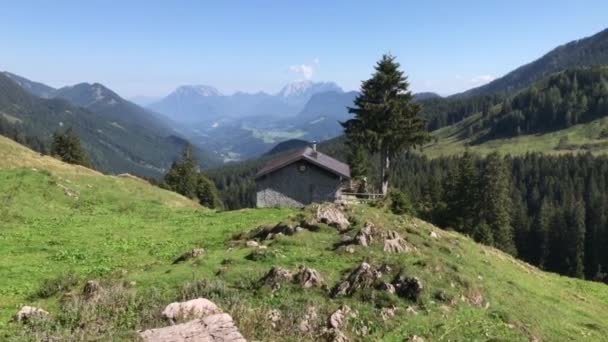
[456,27,608,98]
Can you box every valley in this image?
[3,6,608,341]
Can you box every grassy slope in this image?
[1,135,608,341]
[423,114,608,158]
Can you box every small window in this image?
[298,164,307,172]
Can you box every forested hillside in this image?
[0,73,217,177]
[480,67,608,140]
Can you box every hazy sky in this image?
[1,0,607,98]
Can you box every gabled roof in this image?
[256,147,351,179]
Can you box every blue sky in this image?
[1,0,607,98]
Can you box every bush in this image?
[389,189,414,215]
[33,272,80,299]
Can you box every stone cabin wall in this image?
[256,160,343,208]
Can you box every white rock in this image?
[140,313,245,342]
[162,298,221,323]
[246,240,259,247]
[15,306,48,323]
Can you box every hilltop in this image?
[2,136,608,341]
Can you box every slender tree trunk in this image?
[380,148,390,196]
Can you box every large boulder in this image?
[15,306,49,323]
[140,313,245,342]
[293,266,325,288]
[393,276,424,301]
[162,298,221,324]
[328,305,353,329]
[259,267,294,291]
[251,222,297,241]
[314,204,350,231]
[383,231,412,254]
[331,262,382,297]
[354,222,377,247]
[83,280,102,300]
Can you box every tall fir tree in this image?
[342,54,430,195]
[50,127,92,168]
[479,152,517,254]
[197,175,224,210]
[347,142,370,180]
[164,144,199,199]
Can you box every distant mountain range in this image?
[0,72,219,177]
[149,80,344,124]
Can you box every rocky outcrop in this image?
[15,306,49,323]
[383,231,412,254]
[393,276,423,301]
[313,204,350,231]
[294,266,325,288]
[140,313,245,342]
[298,306,318,333]
[162,298,221,324]
[259,267,294,291]
[331,262,382,297]
[83,280,102,300]
[173,248,205,264]
[354,222,377,247]
[328,305,353,329]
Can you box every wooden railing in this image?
[339,192,385,203]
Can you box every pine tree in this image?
[342,54,430,195]
[164,144,199,199]
[445,150,478,234]
[50,128,92,168]
[479,152,516,254]
[347,142,370,179]
[197,175,224,209]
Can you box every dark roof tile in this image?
[256,147,350,179]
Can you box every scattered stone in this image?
[267,309,281,329]
[393,276,423,301]
[172,248,205,264]
[430,231,439,239]
[434,290,451,302]
[295,226,305,233]
[380,306,397,321]
[331,262,382,297]
[323,327,350,342]
[140,313,245,342]
[294,266,325,288]
[252,222,297,240]
[345,246,355,254]
[340,235,353,243]
[409,335,425,342]
[246,240,259,247]
[354,222,377,246]
[315,203,350,231]
[328,305,352,329]
[161,298,220,324]
[383,231,412,254]
[376,281,396,294]
[379,264,392,274]
[15,306,49,323]
[58,183,79,199]
[83,280,102,300]
[298,306,318,333]
[466,289,486,308]
[405,306,419,315]
[259,267,294,291]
